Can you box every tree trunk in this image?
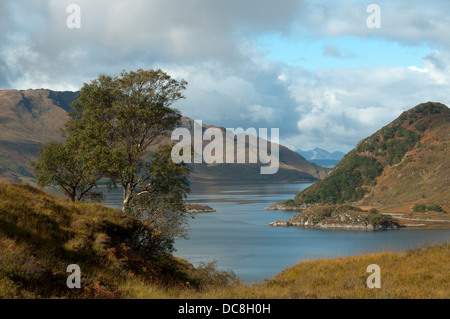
[122,184,134,213]
[70,186,77,202]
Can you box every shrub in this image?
[413,204,427,212]
[185,261,240,289]
[414,121,428,132]
[427,204,443,212]
[283,199,297,207]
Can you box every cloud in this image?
[322,44,341,57]
[165,59,300,136]
[282,52,450,151]
[1,0,450,153]
[296,0,450,49]
[408,66,429,73]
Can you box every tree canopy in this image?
[31,139,103,202]
[66,69,188,212]
[33,69,191,252]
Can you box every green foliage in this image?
[414,121,428,132]
[385,129,419,165]
[283,199,297,207]
[127,145,191,253]
[33,69,192,255]
[296,153,382,204]
[356,142,375,154]
[427,204,443,212]
[31,140,103,202]
[382,126,397,140]
[413,204,427,212]
[365,213,395,226]
[359,125,419,165]
[413,204,444,213]
[67,69,188,212]
[396,126,406,137]
[312,206,334,224]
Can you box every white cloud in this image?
[408,66,429,73]
[1,0,450,153]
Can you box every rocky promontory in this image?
[268,205,400,231]
[264,199,310,211]
[185,204,216,213]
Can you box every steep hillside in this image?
[0,89,328,185]
[268,102,449,226]
[0,183,236,298]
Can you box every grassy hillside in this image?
[194,243,449,299]
[0,183,237,298]
[290,102,449,216]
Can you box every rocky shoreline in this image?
[185,204,216,213]
[264,202,309,211]
[267,204,400,231]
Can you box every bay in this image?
[101,183,450,284]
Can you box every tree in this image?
[31,140,103,202]
[127,145,191,253]
[66,69,188,212]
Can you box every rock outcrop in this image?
[185,204,216,213]
[264,202,310,211]
[268,205,400,231]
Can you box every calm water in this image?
[100,183,450,283]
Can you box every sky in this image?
[1,0,450,153]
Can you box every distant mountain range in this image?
[296,148,346,168]
[0,89,329,185]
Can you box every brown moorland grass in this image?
[0,183,237,298]
[170,243,448,299]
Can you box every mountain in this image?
[0,89,77,184]
[269,102,449,226]
[0,89,329,184]
[296,148,346,168]
[177,117,329,183]
[297,147,346,160]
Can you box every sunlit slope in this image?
[292,102,449,214]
